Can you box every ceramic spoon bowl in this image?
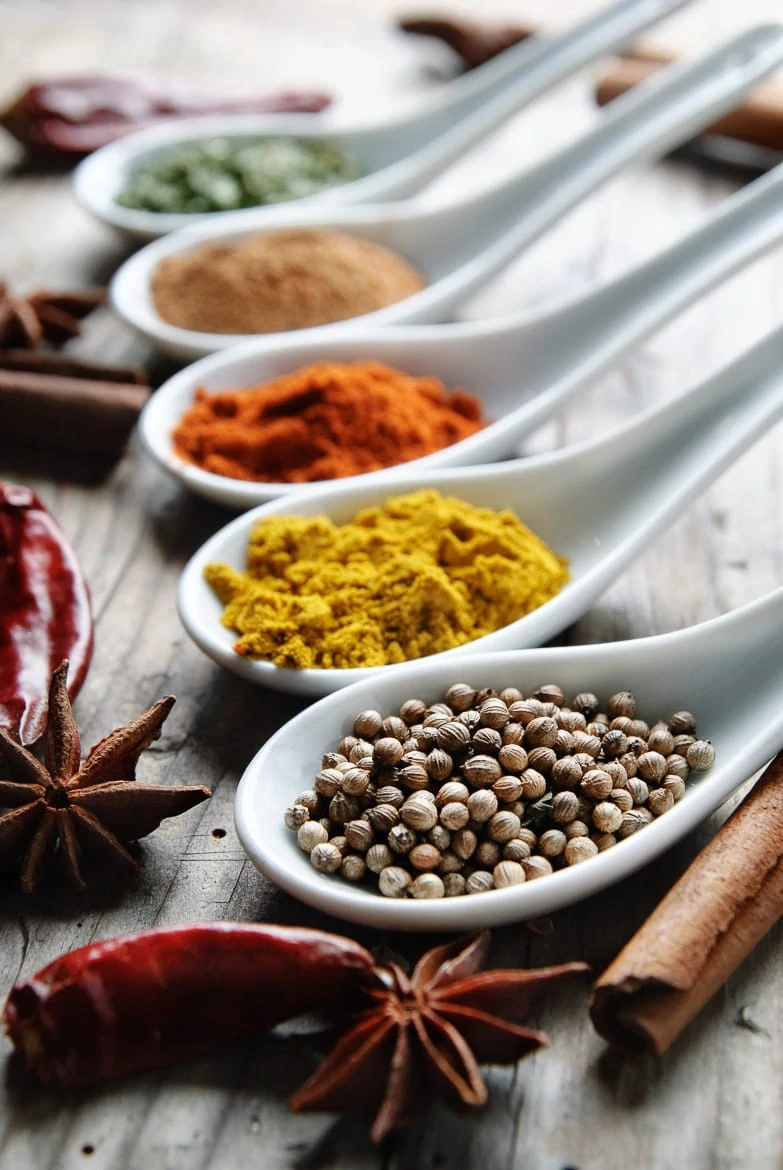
[177,324,783,697]
[111,25,783,358]
[234,588,783,930]
[74,0,689,239]
[140,160,783,508]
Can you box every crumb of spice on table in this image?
[285,684,716,899]
[204,489,569,668]
[171,360,486,482]
[151,228,426,334]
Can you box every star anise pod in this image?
[0,281,104,349]
[290,931,589,1141]
[0,661,211,893]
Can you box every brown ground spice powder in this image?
[152,228,426,335]
[171,360,486,482]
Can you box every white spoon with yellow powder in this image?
[178,322,783,698]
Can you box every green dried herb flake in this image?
[116,136,362,214]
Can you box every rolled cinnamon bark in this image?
[596,58,783,154]
[590,751,783,1058]
[0,367,149,456]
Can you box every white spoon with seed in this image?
[141,160,783,508]
[233,587,783,929]
[178,323,783,697]
[112,25,783,359]
[76,0,690,240]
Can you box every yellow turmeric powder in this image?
[205,490,569,669]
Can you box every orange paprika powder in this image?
[171,360,486,483]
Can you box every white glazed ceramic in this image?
[141,161,783,509]
[234,588,783,929]
[111,26,783,359]
[75,0,689,240]
[178,325,783,697]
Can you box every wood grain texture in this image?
[1,1,783,1167]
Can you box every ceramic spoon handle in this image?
[373,0,691,195]
[406,26,783,316]
[506,161,783,427]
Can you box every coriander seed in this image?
[466,871,494,895]
[310,842,343,873]
[341,855,366,882]
[440,801,470,831]
[452,828,478,860]
[408,843,442,872]
[592,801,623,834]
[476,840,501,868]
[467,790,498,823]
[564,820,589,839]
[564,837,598,865]
[426,748,453,782]
[503,838,532,862]
[663,775,686,802]
[443,873,467,897]
[520,768,548,799]
[401,794,438,832]
[538,829,566,858]
[374,737,405,765]
[284,804,310,831]
[297,821,328,852]
[686,740,715,771]
[410,873,445,898]
[522,856,553,880]
[647,788,675,816]
[637,751,666,782]
[607,691,637,719]
[553,791,580,824]
[376,785,405,808]
[345,820,374,852]
[378,866,412,898]
[572,692,599,718]
[387,825,416,855]
[669,710,697,735]
[493,860,526,888]
[366,843,393,873]
[400,698,427,725]
[353,709,382,738]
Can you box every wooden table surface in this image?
[2,1,783,1167]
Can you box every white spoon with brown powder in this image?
[177,320,783,698]
[113,25,783,359]
[141,158,783,509]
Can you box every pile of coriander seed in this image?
[284,682,715,899]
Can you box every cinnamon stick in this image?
[0,366,150,456]
[0,348,147,384]
[590,751,783,1058]
[596,58,783,154]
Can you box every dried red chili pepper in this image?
[0,484,93,745]
[0,77,331,161]
[3,923,375,1087]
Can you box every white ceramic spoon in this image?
[75,0,689,240]
[234,587,783,930]
[142,160,783,509]
[112,25,783,360]
[178,323,783,697]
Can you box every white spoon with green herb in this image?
[76,0,689,239]
[233,587,783,930]
[113,25,783,359]
[178,322,783,698]
[141,159,783,508]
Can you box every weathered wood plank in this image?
[1,0,783,1166]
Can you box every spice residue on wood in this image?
[151,228,426,335]
[172,360,486,482]
[204,489,569,669]
[285,685,715,898]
